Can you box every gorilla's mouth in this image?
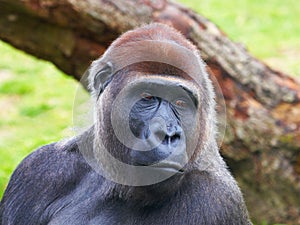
[149,162,185,173]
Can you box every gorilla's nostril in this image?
[161,135,168,145]
[161,133,181,146]
[171,133,180,144]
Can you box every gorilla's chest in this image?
[47,197,192,225]
[45,174,200,225]
[45,171,237,225]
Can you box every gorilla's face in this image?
[91,61,204,191]
[101,73,200,184]
[92,74,200,201]
[127,79,198,174]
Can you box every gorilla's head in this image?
[85,23,218,206]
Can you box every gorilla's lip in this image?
[149,162,185,173]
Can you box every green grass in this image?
[0,1,299,224]
[0,42,78,197]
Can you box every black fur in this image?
[0,129,251,224]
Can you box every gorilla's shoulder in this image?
[0,138,95,224]
[2,137,93,203]
[11,137,90,183]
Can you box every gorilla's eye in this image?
[141,92,154,100]
[175,99,187,108]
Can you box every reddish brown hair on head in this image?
[112,23,197,52]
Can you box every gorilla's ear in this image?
[93,62,114,99]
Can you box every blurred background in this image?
[0,0,299,224]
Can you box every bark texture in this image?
[0,0,299,223]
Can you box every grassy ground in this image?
[0,0,299,223]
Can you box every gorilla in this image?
[0,23,252,225]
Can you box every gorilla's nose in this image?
[154,123,182,147]
[131,120,187,167]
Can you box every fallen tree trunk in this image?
[0,0,299,223]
